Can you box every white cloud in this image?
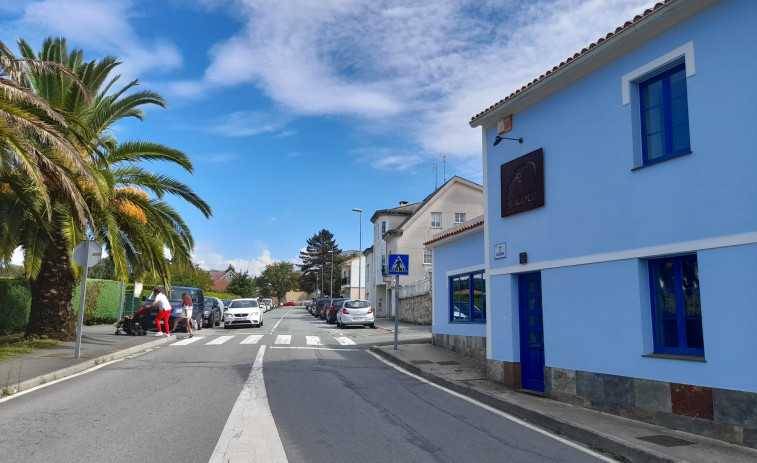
[13,0,182,78]
[206,110,292,137]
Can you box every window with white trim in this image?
[454,213,466,224]
[381,220,387,234]
[431,212,441,228]
[423,249,432,265]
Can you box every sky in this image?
[1,0,657,276]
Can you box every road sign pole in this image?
[74,241,90,359]
[393,274,399,351]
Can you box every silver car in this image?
[224,298,263,328]
[336,299,375,329]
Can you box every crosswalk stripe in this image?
[206,335,234,345]
[334,337,356,346]
[274,335,291,345]
[306,336,322,345]
[240,334,264,345]
[170,336,205,346]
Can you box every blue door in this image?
[519,272,544,392]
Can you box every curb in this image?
[369,346,681,463]
[3,336,173,396]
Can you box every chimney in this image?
[399,201,408,206]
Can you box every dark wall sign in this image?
[500,148,544,217]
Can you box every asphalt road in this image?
[0,307,614,463]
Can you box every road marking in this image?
[369,352,618,463]
[206,335,234,345]
[274,335,291,345]
[171,336,205,346]
[306,336,322,345]
[240,334,264,345]
[334,337,356,345]
[270,346,359,351]
[209,345,288,463]
[270,307,294,333]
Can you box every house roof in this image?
[390,176,482,233]
[370,201,421,223]
[424,215,485,246]
[470,0,687,126]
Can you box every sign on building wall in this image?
[500,148,545,217]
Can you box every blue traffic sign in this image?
[387,254,409,275]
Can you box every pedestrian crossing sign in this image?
[387,254,409,275]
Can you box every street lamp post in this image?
[352,208,363,299]
[329,250,334,298]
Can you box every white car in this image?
[224,298,263,328]
[336,299,375,329]
[261,298,273,312]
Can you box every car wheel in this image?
[224,324,230,329]
[214,318,220,327]
[368,323,375,329]
[336,319,342,328]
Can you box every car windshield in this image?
[344,300,370,309]
[146,287,191,302]
[230,300,258,308]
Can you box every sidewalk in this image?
[3,322,756,462]
[0,324,171,396]
[370,342,757,463]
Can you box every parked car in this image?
[336,299,375,328]
[221,298,232,308]
[305,301,315,314]
[283,301,296,306]
[261,298,273,312]
[139,286,205,332]
[313,299,330,318]
[204,296,224,327]
[325,298,347,324]
[224,298,263,328]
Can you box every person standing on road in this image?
[172,293,194,338]
[147,287,172,337]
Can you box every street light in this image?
[352,208,363,299]
[329,250,334,298]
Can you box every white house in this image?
[339,255,366,300]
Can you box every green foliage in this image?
[171,263,213,291]
[0,279,31,335]
[88,256,116,280]
[258,262,300,303]
[206,291,239,299]
[226,271,256,298]
[71,279,124,324]
[299,229,342,296]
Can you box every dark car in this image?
[325,298,347,324]
[138,286,205,333]
[203,296,224,327]
[313,299,330,318]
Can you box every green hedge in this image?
[0,278,127,334]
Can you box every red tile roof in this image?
[470,0,676,123]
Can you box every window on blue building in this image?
[649,255,704,356]
[449,271,485,323]
[640,63,690,165]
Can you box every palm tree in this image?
[2,37,211,340]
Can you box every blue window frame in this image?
[449,271,485,323]
[640,63,690,165]
[648,255,704,356]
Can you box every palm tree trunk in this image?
[26,228,77,340]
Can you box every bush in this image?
[0,279,31,335]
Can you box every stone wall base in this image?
[431,333,486,363]
[546,367,757,449]
[398,294,431,325]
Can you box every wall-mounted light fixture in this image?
[493,135,524,146]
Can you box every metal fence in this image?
[398,278,430,299]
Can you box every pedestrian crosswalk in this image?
[169,333,358,347]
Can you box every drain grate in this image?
[436,361,460,366]
[410,360,433,365]
[636,435,696,447]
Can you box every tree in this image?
[0,38,211,340]
[298,229,343,297]
[226,271,256,298]
[88,256,116,280]
[170,263,213,291]
[257,262,300,303]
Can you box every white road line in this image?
[334,337,356,345]
[206,335,234,345]
[274,335,291,345]
[241,334,264,345]
[170,336,205,346]
[368,352,618,463]
[270,346,359,351]
[270,307,294,332]
[209,346,288,463]
[305,336,322,345]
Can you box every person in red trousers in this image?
[146,287,172,336]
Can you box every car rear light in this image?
[342,308,349,314]
[367,307,374,314]
[330,305,334,312]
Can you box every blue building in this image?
[430,0,757,447]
